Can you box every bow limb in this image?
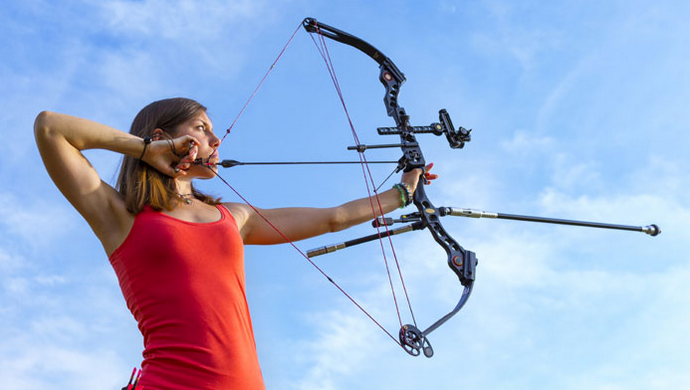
[303,17,406,120]
[395,147,477,358]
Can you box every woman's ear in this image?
[152,128,166,141]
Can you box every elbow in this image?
[34,110,53,140]
[328,207,350,233]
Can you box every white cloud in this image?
[290,310,376,390]
[0,340,127,390]
[535,57,590,131]
[535,187,680,239]
[0,192,76,247]
[500,130,556,153]
[0,248,24,273]
[100,0,263,40]
[548,154,602,190]
[95,0,280,84]
[473,1,566,73]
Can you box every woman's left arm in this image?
[236,165,437,245]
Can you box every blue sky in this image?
[1,0,689,389]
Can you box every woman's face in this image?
[171,110,221,178]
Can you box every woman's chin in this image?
[181,166,216,180]
[196,167,218,179]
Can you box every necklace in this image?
[176,193,194,204]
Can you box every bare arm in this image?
[231,168,427,245]
[33,111,197,253]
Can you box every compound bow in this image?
[208,17,660,358]
[301,17,476,358]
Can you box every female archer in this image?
[34,97,435,390]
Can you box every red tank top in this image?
[109,205,265,390]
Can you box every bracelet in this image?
[399,182,413,206]
[139,136,152,162]
[393,184,406,209]
[393,183,413,208]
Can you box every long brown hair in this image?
[116,97,221,213]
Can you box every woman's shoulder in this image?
[220,202,245,211]
[220,202,252,230]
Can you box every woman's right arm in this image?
[33,111,197,252]
[34,111,146,248]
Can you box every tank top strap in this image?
[216,203,239,226]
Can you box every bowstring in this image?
[207,21,422,346]
[220,21,303,145]
[211,21,403,346]
[310,25,417,331]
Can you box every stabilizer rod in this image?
[439,207,661,236]
[307,222,424,258]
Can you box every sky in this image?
[1,0,689,389]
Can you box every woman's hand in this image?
[142,133,200,177]
[400,162,438,194]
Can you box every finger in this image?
[178,154,196,164]
[176,163,192,171]
[424,173,439,183]
[175,136,200,156]
[170,165,187,177]
[422,163,437,184]
[188,143,198,160]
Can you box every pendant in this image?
[177,193,193,204]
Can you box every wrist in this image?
[392,182,413,208]
[138,136,152,163]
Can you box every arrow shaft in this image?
[216,159,398,168]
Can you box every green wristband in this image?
[393,183,408,209]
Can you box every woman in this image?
[34,97,433,389]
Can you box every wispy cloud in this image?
[0,192,75,247]
[289,310,377,390]
[101,0,263,40]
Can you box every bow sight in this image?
[377,109,472,149]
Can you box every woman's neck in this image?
[175,179,193,195]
